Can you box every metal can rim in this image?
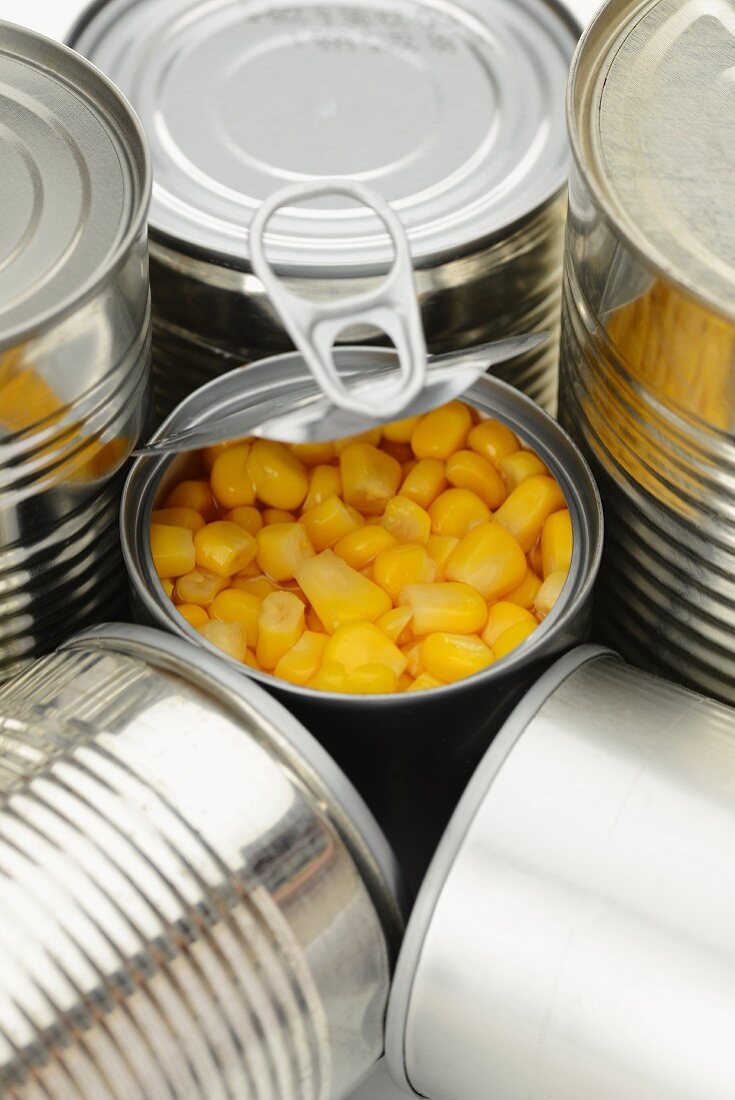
[64,620,407,955]
[0,19,152,353]
[121,349,603,707]
[383,642,618,1094]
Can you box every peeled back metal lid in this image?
[570,0,735,324]
[69,0,578,275]
[0,21,150,350]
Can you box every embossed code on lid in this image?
[70,0,577,273]
[0,22,148,347]
[573,0,735,321]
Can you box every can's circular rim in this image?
[565,0,735,327]
[121,352,604,708]
[383,643,618,1095]
[0,20,152,353]
[63,621,407,956]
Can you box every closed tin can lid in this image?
[70,0,577,274]
[0,20,150,350]
[569,0,735,324]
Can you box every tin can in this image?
[558,0,735,703]
[67,0,579,417]
[0,622,402,1099]
[121,355,602,888]
[386,645,735,1100]
[0,22,152,681]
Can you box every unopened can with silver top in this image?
[0,623,402,1099]
[0,22,152,680]
[387,645,735,1100]
[68,0,579,416]
[558,0,735,702]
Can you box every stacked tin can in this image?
[0,22,151,681]
[68,0,579,418]
[558,0,735,702]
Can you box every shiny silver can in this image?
[0,22,152,680]
[0,622,403,1099]
[386,645,735,1100]
[68,0,579,416]
[558,0,735,702]
[120,355,602,888]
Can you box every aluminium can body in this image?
[0,623,402,1100]
[0,22,152,681]
[120,352,602,891]
[558,0,735,702]
[386,646,735,1100]
[67,0,579,418]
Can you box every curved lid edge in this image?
[63,622,406,955]
[384,642,618,1096]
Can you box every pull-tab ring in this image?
[250,180,427,418]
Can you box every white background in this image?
[1,0,600,1096]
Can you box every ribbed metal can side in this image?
[559,276,735,704]
[0,640,394,1099]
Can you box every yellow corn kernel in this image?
[426,535,460,580]
[234,558,262,579]
[256,523,315,582]
[201,439,249,472]
[275,631,328,685]
[210,444,255,509]
[499,450,548,491]
[383,415,422,443]
[492,620,537,660]
[445,450,506,509]
[151,507,206,533]
[541,509,573,578]
[482,602,537,647]
[411,402,472,459]
[333,428,382,454]
[150,523,195,579]
[445,521,526,600]
[309,662,353,691]
[198,620,248,662]
[224,506,263,536]
[244,649,262,671]
[334,525,397,570]
[376,606,413,645]
[467,419,519,465]
[405,672,444,692]
[164,479,217,520]
[347,664,399,694]
[421,633,494,683]
[428,488,491,539]
[402,458,418,477]
[307,605,326,633]
[301,495,362,552]
[504,566,542,609]
[247,440,309,510]
[177,603,209,630]
[256,591,305,669]
[340,443,402,515]
[528,542,544,577]
[231,575,277,599]
[262,508,294,525]
[323,622,407,677]
[382,496,431,544]
[303,464,342,511]
[210,588,262,647]
[194,521,257,577]
[400,459,446,509]
[162,578,174,599]
[402,641,425,677]
[174,569,228,606]
[373,543,436,601]
[494,476,566,553]
[400,582,487,635]
[296,550,392,632]
[290,441,336,467]
[398,672,414,692]
[534,570,567,620]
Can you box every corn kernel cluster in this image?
[149,401,572,694]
